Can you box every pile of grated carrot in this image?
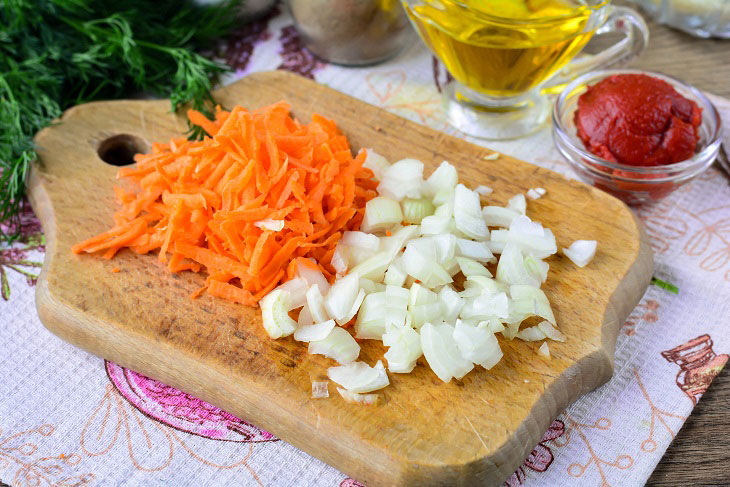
[72,101,377,306]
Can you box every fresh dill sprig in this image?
[0,0,242,243]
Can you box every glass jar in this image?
[628,0,730,38]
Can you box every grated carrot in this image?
[73,101,375,306]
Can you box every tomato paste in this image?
[574,74,702,166]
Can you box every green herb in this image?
[651,276,679,294]
[0,0,242,242]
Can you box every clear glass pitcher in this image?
[402,0,649,140]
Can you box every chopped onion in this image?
[475,185,493,196]
[526,187,546,200]
[358,278,383,295]
[298,303,314,326]
[308,327,360,364]
[274,277,308,310]
[509,284,556,325]
[457,257,492,278]
[424,161,458,197]
[337,288,366,325]
[402,245,452,288]
[482,206,520,228]
[563,240,597,268]
[324,272,360,322]
[380,225,420,259]
[337,387,380,405]
[327,360,389,393]
[410,302,444,328]
[260,289,298,339]
[311,381,329,398]
[420,215,451,235]
[360,196,403,233]
[349,252,391,282]
[482,152,500,161]
[438,286,464,323]
[453,319,503,370]
[254,219,284,231]
[297,260,330,295]
[355,292,386,339]
[383,325,423,373]
[377,159,424,201]
[460,292,509,321]
[402,198,435,224]
[491,221,557,259]
[363,149,390,180]
[331,244,349,274]
[294,319,336,342]
[408,282,438,308]
[538,342,551,358]
[420,322,473,383]
[516,326,547,341]
[508,194,527,214]
[496,243,543,287]
[342,231,380,251]
[455,238,495,262]
[454,184,489,240]
[538,320,566,342]
[306,285,330,323]
[385,285,409,328]
[384,256,407,287]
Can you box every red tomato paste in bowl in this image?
[574,73,702,167]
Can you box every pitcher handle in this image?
[545,6,650,90]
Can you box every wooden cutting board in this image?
[28,70,653,486]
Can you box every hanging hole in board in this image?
[97,134,148,166]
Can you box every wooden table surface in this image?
[614,8,730,487]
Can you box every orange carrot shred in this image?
[73,102,376,307]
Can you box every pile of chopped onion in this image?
[259,151,597,400]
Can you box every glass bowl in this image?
[552,69,722,206]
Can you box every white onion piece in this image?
[420,322,473,383]
[294,319,336,342]
[385,285,409,328]
[308,327,360,364]
[331,244,349,274]
[337,387,380,405]
[538,320,566,342]
[526,187,546,200]
[274,277,308,310]
[457,257,492,278]
[424,161,458,197]
[337,288,366,325]
[408,282,438,308]
[349,252,391,282]
[475,185,493,196]
[509,284,556,325]
[311,381,329,398]
[402,198,435,224]
[538,342,551,358]
[342,231,380,251]
[486,240,506,255]
[358,278,383,295]
[363,149,390,181]
[383,325,423,373]
[496,243,543,288]
[260,289,297,339]
[324,272,360,322]
[297,261,330,295]
[490,228,557,260]
[297,303,314,326]
[384,256,408,287]
[355,292,386,339]
[438,286,464,323]
[563,240,597,268]
[463,275,507,295]
[517,326,547,341]
[410,302,444,328]
[461,292,510,321]
[453,319,503,370]
[306,285,330,323]
[254,219,284,231]
[420,215,451,235]
[455,238,495,263]
[454,184,489,240]
[361,196,403,233]
[327,360,389,393]
[402,245,452,288]
[508,194,527,214]
[482,206,520,228]
[377,159,424,201]
[484,319,506,333]
[501,322,520,340]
